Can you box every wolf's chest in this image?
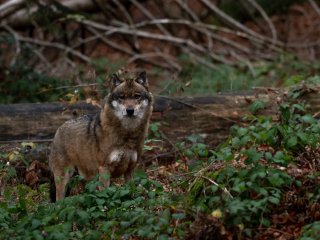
[109,149,137,164]
[106,148,138,177]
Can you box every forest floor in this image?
[0,113,320,239]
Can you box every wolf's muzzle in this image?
[126,107,134,116]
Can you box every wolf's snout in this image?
[126,107,134,116]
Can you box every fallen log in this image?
[0,87,319,146]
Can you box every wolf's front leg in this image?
[124,150,138,183]
[124,170,133,183]
[54,168,74,201]
[98,166,110,190]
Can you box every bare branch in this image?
[129,0,217,68]
[17,35,92,63]
[112,0,140,51]
[133,19,282,53]
[128,52,182,71]
[309,0,320,16]
[199,175,233,198]
[174,0,200,22]
[0,0,25,20]
[80,20,204,53]
[130,0,171,35]
[0,24,21,66]
[200,0,283,48]
[2,0,97,27]
[246,0,277,44]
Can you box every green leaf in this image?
[231,137,241,149]
[297,132,308,144]
[187,134,203,143]
[119,189,130,197]
[240,136,251,146]
[301,115,316,124]
[244,148,262,164]
[100,221,116,231]
[150,122,159,132]
[268,196,280,205]
[265,152,272,161]
[260,218,271,227]
[120,221,131,228]
[172,213,186,220]
[237,127,248,137]
[267,174,285,187]
[250,100,266,113]
[286,136,298,149]
[96,198,105,206]
[31,219,42,230]
[77,210,89,224]
[292,103,305,112]
[184,149,194,158]
[148,191,156,199]
[133,169,147,178]
[158,234,169,240]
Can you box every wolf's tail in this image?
[49,172,56,203]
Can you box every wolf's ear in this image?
[135,71,148,89]
[110,74,122,88]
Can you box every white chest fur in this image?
[109,149,137,164]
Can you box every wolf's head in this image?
[107,71,153,129]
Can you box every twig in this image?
[16,35,92,63]
[199,175,233,198]
[133,19,280,54]
[159,130,184,161]
[246,0,277,44]
[200,0,288,50]
[309,0,320,16]
[30,47,52,69]
[85,27,179,70]
[83,27,135,56]
[128,52,182,71]
[130,0,171,36]
[201,0,268,41]
[0,24,20,66]
[0,0,25,20]
[174,0,200,22]
[230,51,256,77]
[255,227,294,237]
[112,0,140,51]
[128,1,216,69]
[79,19,213,59]
[80,18,263,65]
[129,1,217,68]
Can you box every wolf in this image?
[49,70,153,201]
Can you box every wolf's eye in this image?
[134,94,141,100]
[119,94,125,100]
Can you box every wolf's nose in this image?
[126,107,134,116]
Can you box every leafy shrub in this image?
[186,85,320,236]
[0,175,189,239]
[300,221,320,240]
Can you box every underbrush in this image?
[0,80,320,239]
[0,175,189,240]
[161,55,320,95]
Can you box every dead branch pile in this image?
[0,0,320,78]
